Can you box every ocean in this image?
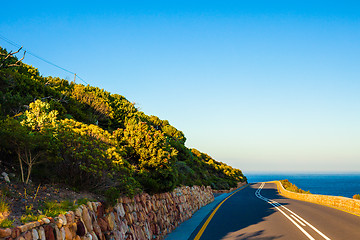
[246,173,360,199]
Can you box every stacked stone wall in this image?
[275,181,360,215]
[0,185,214,240]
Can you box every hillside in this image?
[0,46,246,201]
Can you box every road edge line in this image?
[193,184,249,240]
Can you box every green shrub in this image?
[280,179,310,194]
[0,46,247,199]
[0,218,14,228]
[353,194,360,200]
[76,198,92,206]
[105,187,121,206]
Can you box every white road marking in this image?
[255,182,331,240]
[282,206,331,240]
[291,214,307,226]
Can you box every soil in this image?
[0,176,102,227]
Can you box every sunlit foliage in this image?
[0,46,246,197]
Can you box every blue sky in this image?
[1,1,360,173]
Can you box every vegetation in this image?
[0,46,246,201]
[0,188,10,213]
[0,198,9,213]
[280,179,311,194]
[353,194,360,200]
[0,218,14,228]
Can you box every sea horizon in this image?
[245,172,360,199]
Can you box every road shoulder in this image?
[164,191,235,240]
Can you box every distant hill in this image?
[0,46,246,200]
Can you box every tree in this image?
[0,117,49,183]
[21,99,58,131]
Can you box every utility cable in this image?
[0,33,89,85]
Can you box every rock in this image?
[42,218,50,224]
[2,172,10,183]
[70,222,77,233]
[87,202,93,212]
[54,226,63,240]
[118,221,128,238]
[76,220,86,236]
[131,212,137,223]
[97,218,109,232]
[63,226,73,240]
[92,202,98,212]
[75,208,83,218]
[28,222,39,229]
[114,203,125,218]
[90,231,98,240]
[18,224,29,233]
[65,212,74,224]
[82,207,93,232]
[93,220,105,240]
[24,231,32,240]
[55,217,64,228]
[32,229,39,240]
[11,227,21,238]
[122,204,130,213]
[0,228,11,238]
[113,231,121,240]
[124,213,132,226]
[143,222,151,240]
[59,214,67,226]
[61,227,66,240]
[97,204,105,219]
[38,227,46,240]
[127,226,136,240]
[83,233,92,240]
[107,213,116,231]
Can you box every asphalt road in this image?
[191,182,360,240]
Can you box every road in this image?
[191,182,360,240]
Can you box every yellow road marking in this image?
[193,184,249,240]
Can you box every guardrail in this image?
[274,181,360,216]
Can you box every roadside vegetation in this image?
[353,194,360,200]
[0,46,246,226]
[280,179,311,194]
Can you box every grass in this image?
[280,179,311,194]
[20,214,44,224]
[0,199,9,213]
[41,200,74,217]
[0,218,14,228]
[20,198,93,223]
[0,188,10,213]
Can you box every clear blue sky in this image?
[1,1,360,173]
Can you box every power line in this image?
[0,33,89,85]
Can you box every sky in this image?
[1,1,359,173]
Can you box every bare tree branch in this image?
[7,50,26,67]
[0,47,25,68]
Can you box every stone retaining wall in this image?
[275,181,360,215]
[0,185,214,240]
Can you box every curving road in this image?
[191,182,360,240]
